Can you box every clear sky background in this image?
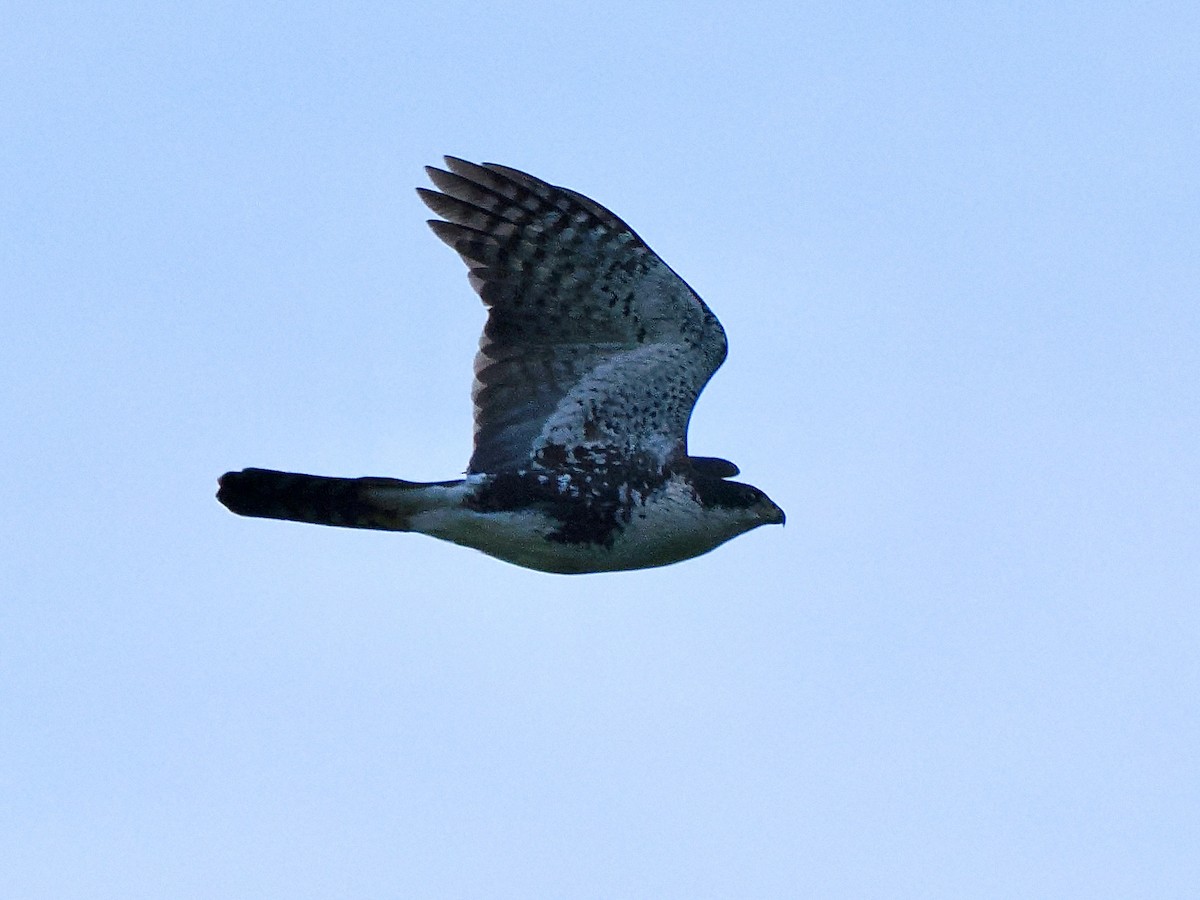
[3,2,1198,897]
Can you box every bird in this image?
[217,157,784,574]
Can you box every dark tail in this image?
[217,468,424,531]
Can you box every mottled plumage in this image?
[218,157,783,573]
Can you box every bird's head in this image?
[691,474,785,529]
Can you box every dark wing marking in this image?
[688,456,741,479]
[419,157,727,474]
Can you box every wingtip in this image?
[416,186,451,218]
[442,156,480,178]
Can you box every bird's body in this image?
[218,157,783,573]
[219,461,774,574]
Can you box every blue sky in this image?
[3,2,1198,897]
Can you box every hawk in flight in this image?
[218,157,784,573]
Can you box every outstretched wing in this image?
[418,157,727,475]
